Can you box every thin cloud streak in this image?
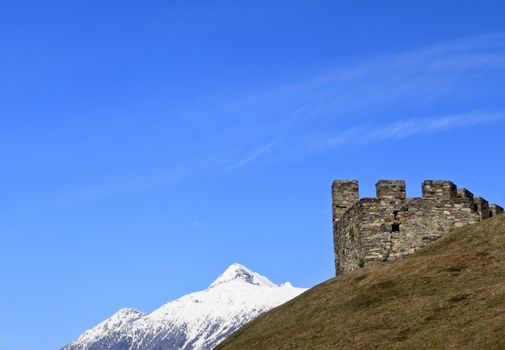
[189,32,505,128]
[309,112,505,151]
[118,32,505,193]
[170,32,505,173]
[50,32,505,204]
[219,140,278,174]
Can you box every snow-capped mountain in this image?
[62,263,306,350]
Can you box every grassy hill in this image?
[217,214,505,350]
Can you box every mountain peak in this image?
[114,308,145,319]
[63,263,306,350]
[209,263,276,288]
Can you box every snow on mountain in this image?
[62,263,306,350]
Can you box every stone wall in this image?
[332,180,503,275]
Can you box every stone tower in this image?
[332,180,503,275]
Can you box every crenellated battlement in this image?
[332,179,503,275]
[331,180,359,222]
[422,180,457,200]
[376,180,406,200]
[457,188,474,202]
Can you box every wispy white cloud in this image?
[173,32,505,172]
[308,111,505,151]
[44,32,505,204]
[198,32,505,129]
[218,140,278,174]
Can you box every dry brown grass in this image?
[217,215,505,350]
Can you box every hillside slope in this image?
[217,215,505,350]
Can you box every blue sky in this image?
[1,1,505,349]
